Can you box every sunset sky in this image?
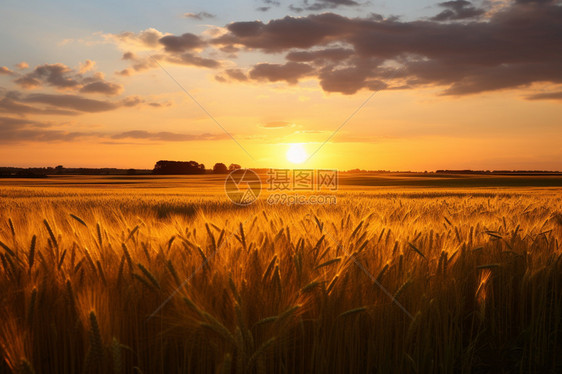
[1,0,561,170]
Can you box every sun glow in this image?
[286,143,308,164]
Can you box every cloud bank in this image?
[210,1,562,95]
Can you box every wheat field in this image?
[1,176,561,373]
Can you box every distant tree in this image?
[153,160,206,175]
[228,163,241,171]
[127,169,136,175]
[213,163,228,174]
[55,165,64,174]
[186,161,200,173]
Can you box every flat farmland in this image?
[0,174,561,373]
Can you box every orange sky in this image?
[1,0,561,171]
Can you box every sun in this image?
[286,143,308,164]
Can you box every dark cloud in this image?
[431,0,486,21]
[0,116,94,143]
[14,63,124,96]
[115,55,159,76]
[0,116,227,144]
[213,2,562,96]
[14,75,41,88]
[15,63,79,89]
[219,45,239,54]
[249,62,314,84]
[0,116,44,128]
[20,93,162,112]
[116,69,132,77]
[290,0,360,12]
[122,52,136,60]
[121,96,144,107]
[22,93,119,112]
[159,33,205,52]
[183,12,215,20]
[286,47,354,63]
[318,64,387,94]
[147,101,172,108]
[103,1,562,99]
[0,91,168,117]
[0,96,79,116]
[438,62,562,95]
[165,53,221,68]
[225,69,248,81]
[526,91,562,100]
[257,0,280,11]
[318,67,367,94]
[515,0,557,4]
[79,81,123,95]
[111,29,216,69]
[215,15,344,52]
[366,13,384,21]
[115,37,219,74]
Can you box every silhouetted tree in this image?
[228,163,241,171]
[153,160,206,175]
[213,163,228,174]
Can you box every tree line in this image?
[152,160,241,175]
